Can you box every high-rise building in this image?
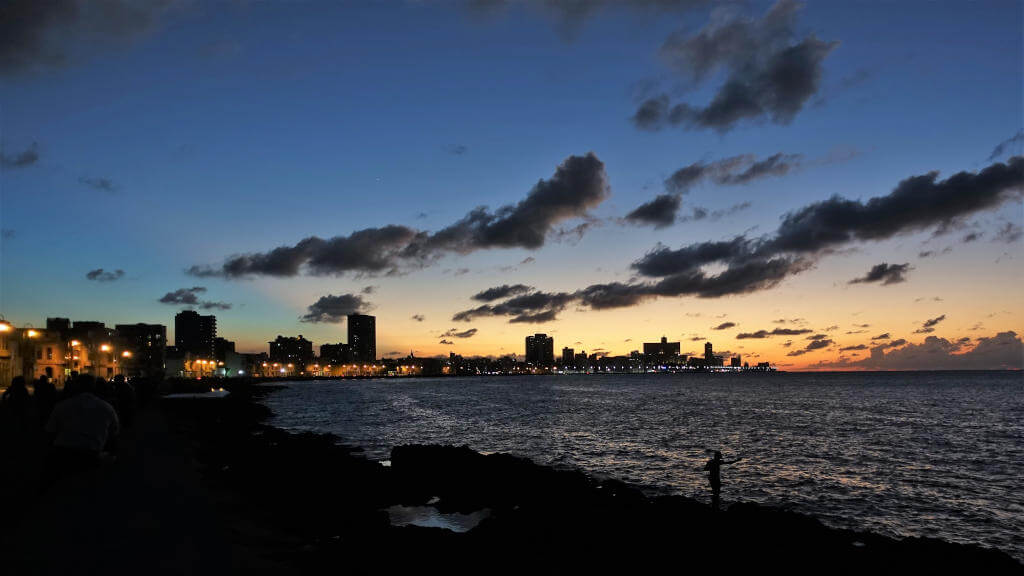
[175,311,216,357]
[731,355,742,367]
[269,335,315,368]
[320,342,355,364]
[347,314,376,361]
[115,323,167,378]
[525,333,554,365]
[562,347,575,367]
[643,336,681,358]
[704,341,714,363]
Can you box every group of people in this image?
[0,373,149,490]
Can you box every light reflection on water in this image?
[263,371,1024,559]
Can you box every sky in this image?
[1,0,1022,370]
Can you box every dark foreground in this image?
[5,383,1021,575]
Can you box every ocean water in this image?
[263,371,1024,559]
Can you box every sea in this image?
[263,371,1023,560]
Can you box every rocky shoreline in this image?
[161,381,1022,574]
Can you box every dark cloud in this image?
[300,293,370,323]
[993,222,1022,244]
[78,175,117,193]
[787,337,833,356]
[806,338,832,350]
[871,333,890,340]
[635,0,836,132]
[0,0,171,75]
[823,332,1023,370]
[472,284,534,302]
[200,301,232,311]
[961,232,982,243]
[628,152,796,228]
[848,262,911,285]
[806,333,828,341]
[159,287,206,305]
[361,285,377,295]
[840,344,868,351]
[0,142,39,168]
[988,130,1023,161]
[914,315,946,334]
[736,327,813,339]
[624,194,681,228]
[767,157,1024,255]
[405,153,608,255]
[439,339,454,345]
[411,314,425,322]
[191,153,608,278]
[712,322,736,330]
[453,289,575,324]
[85,268,124,282]
[441,328,478,339]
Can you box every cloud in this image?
[871,333,890,340]
[0,142,39,168]
[455,156,1023,323]
[787,337,833,356]
[736,327,813,339]
[1,0,172,75]
[411,314,425,322]
[989,130,1024,161]
[825,332,1023,370]
[633,0,836,132]
[78,175,117,193]
[472,284,534,302]
[848,262,911,285]
[445,144,468,155]
[840,344,868,351]
[914,314,946,334]
[766,157,1024,255]
[441,328,478,339]
[190,153,608,278]
[159,287,207,305]
[158,286,232,311]
[361,285,377,294]
[627,153,797,228]
[439,339,454,345]
[85,268,124,282]
[624,194,681,228]
[713,322,736,330]
[993,222,1022,244]
[300,293,370,323]
[806,333,828,340]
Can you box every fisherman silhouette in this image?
[704,450,742,510]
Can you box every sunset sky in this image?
[1,1,1021,369]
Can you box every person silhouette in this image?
[704,450,742,510]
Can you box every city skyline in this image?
[1,1,1022,370]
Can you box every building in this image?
[704,342,715,363]
[731,355,742,368]
[115,323,167,379]
[347,314,376,362]
[561,347,575,367]
[269,335,315,370]
[175,311,217,358]
[643,336,681,358]
[525,333,554,366]
[320,342,355,364]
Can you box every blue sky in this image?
[1,1,1021,367]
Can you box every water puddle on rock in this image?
[385,505,490,533]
